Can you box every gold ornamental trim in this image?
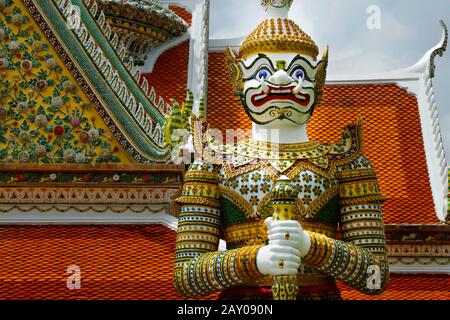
[339,195,386,206]
[242,273,336,288]
[255,185,339,220]
[192,116,367,180]
[336,169,377,180]
[301,185,339,219]
[0,187,179,205]
[0,204,166,214]
[224,220,268,246]
[184,170,220,183]
[302,220,338,238]
[175,196,221,209]
[224,218,338,248]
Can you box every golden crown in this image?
[239,0,319,60]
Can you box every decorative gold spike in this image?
[269,176,299,300]
[226,47,244,95]
[315,45,329,105]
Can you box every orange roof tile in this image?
[170,5,192,26]
[141,41,190,107]
[207,52,439,225]
[339,274,450,300]
[0,225,218,300]
[0,225,448,300]
[208,52,252,132]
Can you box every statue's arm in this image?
[174,160,264,297]
[302,156,389,295]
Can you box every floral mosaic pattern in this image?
[0,1,123,164]
[291,171,337,206]
[221,166,337,215]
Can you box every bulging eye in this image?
[292,68,305,81]
[256,68,271,81]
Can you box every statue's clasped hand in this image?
[256,218,311,276]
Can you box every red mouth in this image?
[250,85,311,108]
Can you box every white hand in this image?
[256,243,301,276]
[266,217,311,258]
[256,218,310,276]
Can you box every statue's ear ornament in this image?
[226,47,244,96]
[314,45,329,105]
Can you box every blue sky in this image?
[209,0,450,157]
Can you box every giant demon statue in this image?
[174,0,389,300]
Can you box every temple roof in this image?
[141,40,190,106]
[338,274,450,300]
[169,5,192,26]
[0,225,218,300]
[0,164,184,219]
[138,5,192,105]
[0,224,448,300]
[0,0,189,218]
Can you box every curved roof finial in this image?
[401,20,448,78]
[429,20,448,78]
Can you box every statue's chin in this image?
[261,118,309,128]
[248,110,312,128]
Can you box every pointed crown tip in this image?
[261,0,294,13]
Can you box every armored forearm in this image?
[174,161,264,297]
[302,230,389,295]
[303,156,390,295]
[174,234,263,297]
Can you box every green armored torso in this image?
[219,139,342,234]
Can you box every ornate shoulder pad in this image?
[328,117,365,166]
[176,159,221,208]
[185,160,220,182]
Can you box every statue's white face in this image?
[238,53,320,127]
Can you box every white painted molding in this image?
[397,75,448,223]
[389,21,448,223]
[209,37,243,52]
[326,73,421,84]
[186,0,210,115]
[162,0,211,114]
[140,31,190,73]
[0,209,179,230]
[389,262,450,274]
